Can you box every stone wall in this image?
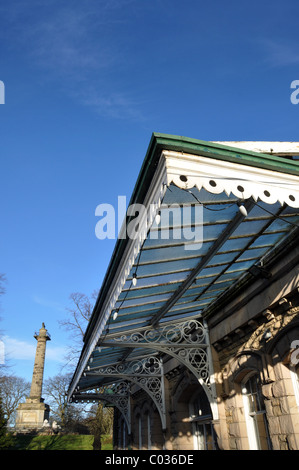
[213,288,299,450]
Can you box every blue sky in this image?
[1,0,299,384]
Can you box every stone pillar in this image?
[29,323,50,400]
[15,323,51,432]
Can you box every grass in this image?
[6,434,113,450]
[101,434,113,450]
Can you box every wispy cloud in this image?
[258,38,299,68]
[32,295,65,312]
[2,335,67,363]
[0,0,144,120]
[79,89,146,120]
[25,6,118,75]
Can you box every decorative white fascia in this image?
[163,150,299,208]
[212,141,299,156]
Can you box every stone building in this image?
[68,134,299,450]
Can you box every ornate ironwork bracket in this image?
[71,382,132,434]
[99,318,218,419]
[85,356,166,430]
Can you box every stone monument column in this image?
[15,323,51,432]
[29,323,50,400]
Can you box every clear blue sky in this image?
[1,0,299,384]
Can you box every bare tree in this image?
[43,373,87,431]
[85,402,114,449]
[58,289,114,441]
[0,375,30,426]
[59,291,98,366]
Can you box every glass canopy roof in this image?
[68,135,299,399]
[72,183,299,393]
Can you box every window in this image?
[242,374,271,450]
[190,389,218,450]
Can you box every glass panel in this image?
[132,257,199,278]
[209,251,240,266]
[250,232,286,248]
[113,303,162,317]
[190,186,238,207]
[202,223,228,241]
[248,201,281,217]
[118,282,181,301]
[139,243,208,264]
[237,247,268,261]
[219,237,253,253]
[162,184,196,204]
[196,266,228,280]
[280,206,299,216]
[174,296,211,308]
[148,202,205,247]
[233,219,273,237]
[226,260,257,273]
[264,217,294,233]
[181,284,230,302]
[214,269,246,282]
[182,285,210,298]
[127,272,191,287]
[198,287,230,299]
[168,301,207,314]
[115,292,171,309]
[209,278,237,291]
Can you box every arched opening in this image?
[172,376,218,450]
[145,411,152,450]
[137,413,142,449]
[117,415,128,449]
[189,387,218,450]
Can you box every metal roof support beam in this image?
[85,357,166,431]
[101,318,206,346]
[70,382,132,434]
[151,198,256,326]
[99,318,218,419]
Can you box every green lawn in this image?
[101,434,113,450]
[7,434,113,450]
